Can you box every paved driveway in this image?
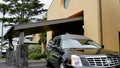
[0,60,51,68]
[29,60,51,68]
[0,60,16,68]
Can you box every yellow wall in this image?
[47,0,120,52]
[32,34,40,42]
[47,0,101,43]
[46,31,53,45]
[101,0,120,52]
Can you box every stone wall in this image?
[6,44,28,68]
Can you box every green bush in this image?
[28,44,41,55]
[28,44,46,60]
[39,52,46,58]
[29,52,46,60]
[28,44,41,60]
[29,53,41,60]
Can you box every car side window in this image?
[52,39,61,47]
[56,39,60,47]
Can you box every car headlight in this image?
[71,55,82,67]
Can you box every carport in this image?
[4,17,83,68]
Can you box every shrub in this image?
[39,52,46,58]
[29,53,41,60]
[29,52,46,60]
[28,44,47,60]
[28,44,41,55]
[28,44,41,60]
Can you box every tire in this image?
[46,60,51,67]
[59,61,65,68]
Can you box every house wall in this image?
[47,0,101,44]
[101,0,120,52]
[47,0,120,52]
[32,34,40,42]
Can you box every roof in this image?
[60,33,90,40]
[4,17,83,39]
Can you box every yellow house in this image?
[46,0,120,52]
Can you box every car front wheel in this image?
[46,60,51,67]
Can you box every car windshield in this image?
[62,39,101,49]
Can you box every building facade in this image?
[47,0,120,52]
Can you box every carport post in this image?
[17,31,28,68]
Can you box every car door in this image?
[46,39,55,63]
[51,39,62,68]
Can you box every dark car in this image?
[46,34,120,68]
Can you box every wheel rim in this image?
[60,63,64,68]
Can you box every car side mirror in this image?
[101,45,104,49]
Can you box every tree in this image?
[0,0,47,56]
[0,0,47,26]
[0,0,47,67]
[37,12,47,54]
[38,32,46,54]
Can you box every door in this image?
[46,40,54,63]
[52,39,61,67]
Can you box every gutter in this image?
[99,0,103,45]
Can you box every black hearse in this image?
[46,34,120,68]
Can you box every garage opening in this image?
[52,19,84,37]
[52,11,84,37]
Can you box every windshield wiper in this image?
[78,49,84,52]
[69,48,85,52]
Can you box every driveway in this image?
[29,60,51,68]
[0,60,51,68]
[0,60,16,68]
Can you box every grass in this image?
[0,58,6,60]
[29,58,45,61]
[28,58,46,63]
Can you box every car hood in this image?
[65,48,119,55]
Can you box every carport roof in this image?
[4,17,83,38]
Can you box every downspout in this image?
[99,0,103,45]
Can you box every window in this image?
[64,0,70,9]
[53,39,61,47]
[62,39,101,49]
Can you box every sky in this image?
[0,0,53,37]
[40,0,53,9]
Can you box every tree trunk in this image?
[6,37,14,64]
[41,43,44,54]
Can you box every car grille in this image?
[86,56,120,67]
